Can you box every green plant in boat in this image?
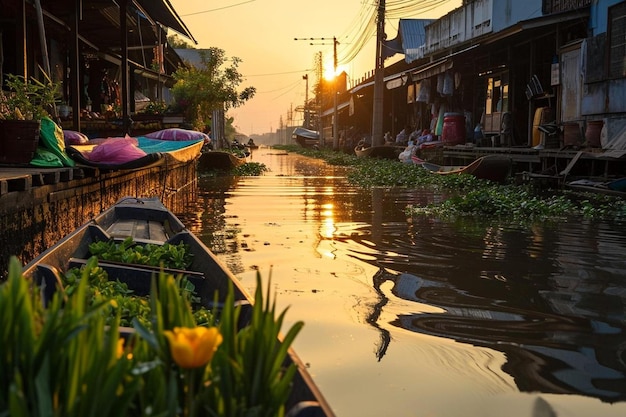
[88,237,193,270]
[0,256,303,417]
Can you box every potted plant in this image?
[0,72,60,164]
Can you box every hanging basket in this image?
[0,119,41,164]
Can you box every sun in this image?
[323,64,348,81]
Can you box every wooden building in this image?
[326,0,626,163]
[0,0,195,136]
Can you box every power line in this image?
[180,0,256,16]
[246,69,311,77]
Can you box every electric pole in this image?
[294,37,339,73]
[294,37,340,148]
[303,74,309,129]
[372,0,386,146]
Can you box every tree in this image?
[225,115,237,141]
[171,48,256,131]
[167,34,192,49]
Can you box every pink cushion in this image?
[87,135,147,164]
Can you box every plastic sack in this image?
[442,72,454,96]
[436,73,445,94]
[87,135,147,164]
[416,79,431,103]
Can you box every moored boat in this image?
[354,144,405,159]
[414,154,512,183]
[67,136,204,170]
[566,177,626,197]
[21,197,334,417]
[292,127,319,148]
[198,150,247,171]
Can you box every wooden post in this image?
[120,0,131,134]
[33,0,58,119]
[70,0,81,131]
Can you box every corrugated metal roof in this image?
[383,19,434,63]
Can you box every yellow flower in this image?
[116,338,125,359]
[164,326,223,369]
[116,338,133,360]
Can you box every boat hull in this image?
[198,151,246,171]
[292,127,319,148]
[354,145,405,159]
[22,197,334,417]
[67,137,204,170]
[416,154,512,183]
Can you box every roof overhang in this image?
[135,0,196,43]
[321,101,350,117]
[482,8,590,46]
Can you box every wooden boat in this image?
[198,150,247,171]
[416,154,512,183]
[354,144,405,159]
[566,177,626,197]
[21,197,334,417]
[67,137,204,170]
[292,127,319,148]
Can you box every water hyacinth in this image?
[276,144,626,222]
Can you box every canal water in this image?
[177,147,626,417]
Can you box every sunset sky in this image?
[168,0,461,136]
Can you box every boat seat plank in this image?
[106,219,168,242]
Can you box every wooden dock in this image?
[438,144,626,180]
[0,160,198,277]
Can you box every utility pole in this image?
[295,37,340,148]
[294,37,339,73]
[372,0,386,146]
[303,74,309,128]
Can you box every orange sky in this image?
[168,0,461,136]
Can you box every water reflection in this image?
[177,149,626,415]
[358,216,626,402]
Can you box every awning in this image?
[411,58,453,82]
[351,70,413,94]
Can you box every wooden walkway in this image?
[440,144,626,180]
[0,166,85,196]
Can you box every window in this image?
[609,2,626,79]
[485,73,509,114]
